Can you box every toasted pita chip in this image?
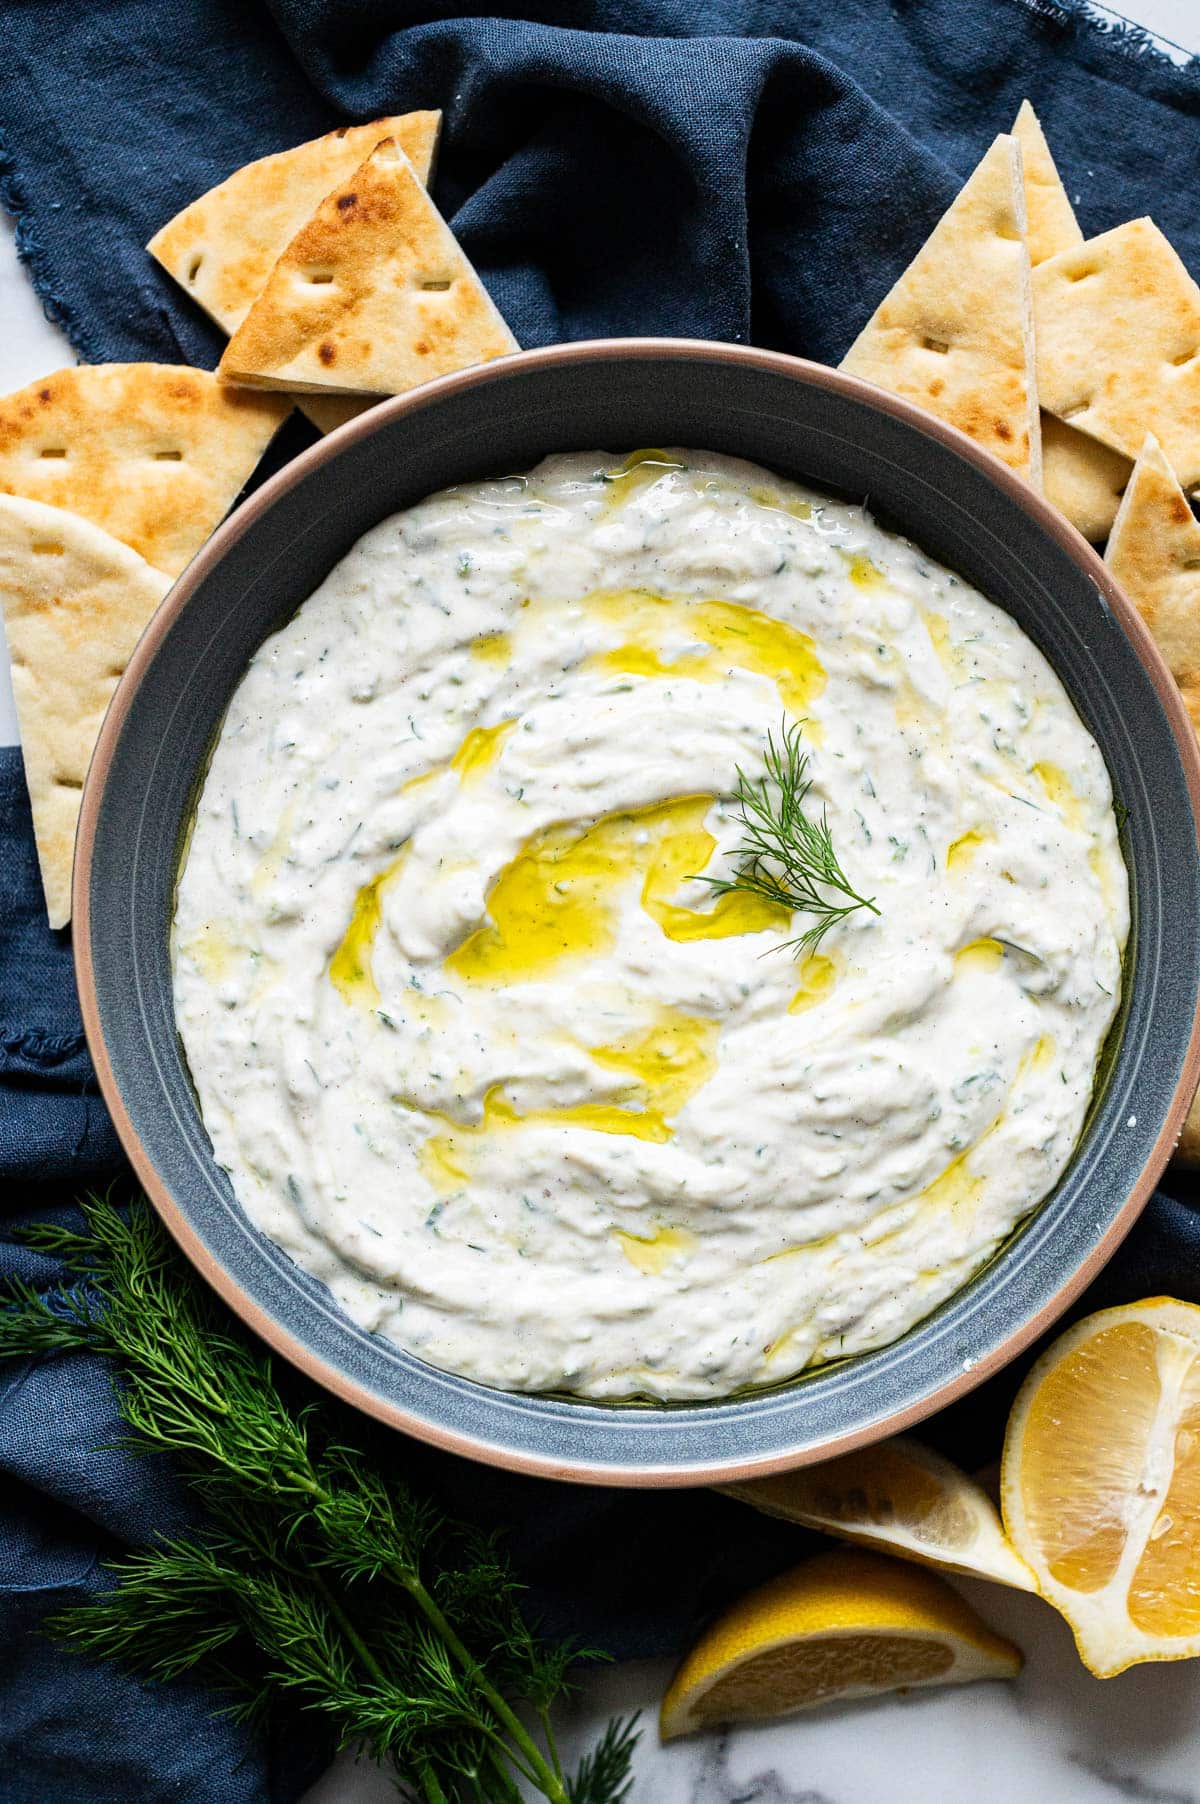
[1012,101,1082,266]
[1104,435,1200,1162]
[219,138,518,398]
[148,114,441,337]
[1019,107,1135,548]
[1035,219,1200,488]
[840,135,1041,485]
[1105,434,1200,729]
[301,393,376,435]
[0,365,288,578]
[0,497,170,927]
[1041,411,1132,542]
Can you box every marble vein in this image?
[1070,1752,1199,1804]
[692,1731,839,1804]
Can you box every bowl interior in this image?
[80,343,1200,1484]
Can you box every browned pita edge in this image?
[1041,412,1132,544]
[840,134,1042,487]
[1034,218,1200,489]
[0,365,289,579]
[148,113,442,337]
[218,138,518,398]
[0,496,171,927]
[1103,434,1200,1162]
[1011,101,1083,266]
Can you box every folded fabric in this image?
[5,1,1200,377]
[2,2,1200,1799]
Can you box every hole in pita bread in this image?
[187,255,203,283]
[154,450,183,461]
[420,279,454,292]
[32,540,64,555]
[1067,264,1099,283]
[1060,402,1092,423]
[920,336,949,354]
[38,447,68,459]
[1170,348,1199,367]
[54,775,84,791]
[305,270,336,285]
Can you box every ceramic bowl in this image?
[75,340,1200,1485]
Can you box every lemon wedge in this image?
[659,1547,1021,1739]
[719,1435,1036,1590]
[1002,1296,1200,1677]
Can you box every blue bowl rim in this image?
[73,337,1200,1486]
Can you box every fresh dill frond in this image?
[701,719,880,957]
[1,1195,638,1804]
[569,1715,641,1804]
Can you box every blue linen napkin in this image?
[2,2,1200,1797]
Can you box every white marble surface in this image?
[3,4,1199,1800]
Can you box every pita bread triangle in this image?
[1041,410,1131,543]
[1105,434,1200,731]
[300,393,375,436]
[840,134,1041,486]
[1104,435,1200,1158]
[219,138,518,398]
[0,496,171,927]
[148,113,441,337]
[1034,218,1200,488]
[1007,101,1125,534]
[0,364,289,578]
[1012,101,1083,266]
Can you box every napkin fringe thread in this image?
[0,124,104,365]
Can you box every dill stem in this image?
[242,1489,552,1799]
[539,1703,564,1782]
[483,1748,528,1801]
[399,1572,570,1804]
[412,1754,449,1804]
[308,1567,390,1690]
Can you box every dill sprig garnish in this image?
[0,1195,637,1804]
[702,719,880,958]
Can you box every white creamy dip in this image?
[172,450,1128,1401]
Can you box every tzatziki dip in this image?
[172,450,1128,1402]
